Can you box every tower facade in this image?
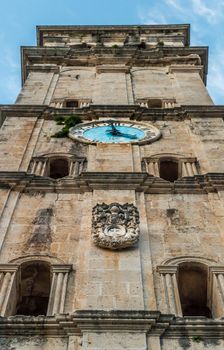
[0,24,224,349]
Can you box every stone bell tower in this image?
[0,24,224,349]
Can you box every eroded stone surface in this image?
[0,24,222,350]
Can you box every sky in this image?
[0,0,223,104]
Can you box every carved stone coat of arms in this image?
[92,203,140,250]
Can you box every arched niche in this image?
[16,260,51,316]
[142,153,199,180]
[177,262,212,317]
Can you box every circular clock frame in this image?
[69,119,161,145]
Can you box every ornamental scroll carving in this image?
[92,203,140,250]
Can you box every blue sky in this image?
[0,0,223,104]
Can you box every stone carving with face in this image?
[92,202,140,250]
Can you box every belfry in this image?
[0,24,224,349]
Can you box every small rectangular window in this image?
[65,100,79,108]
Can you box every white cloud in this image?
[138,7,169,25]
[2,48,20,70]
[164,0,183,11]
[0,74,20,103]
[207,50,224,103]
[191,0,223,24]
[137,0,224,104]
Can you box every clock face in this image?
[69,120,160,144]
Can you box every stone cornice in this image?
[1,105,224,123]
[0,172,224,194]
[36,24,190,46]
[21,46,208,84]
[0,310,224,337]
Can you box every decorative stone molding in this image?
[50,98,92,108]
[2,172,224,194]
[158,263,224,318]
[0,263,72,317]
[92,203,140,250]
[142,154,199,177]
[169,64,204,79]
[26,64,60,74]
[96,65,130,74]
[0,265,18,317]
[1,310,224,337]
[162,255,216,267]
[28,154,87,177]
[2,105,224,123]
[209,267,224,318]
[157,266,182,316]
[47,265,72,315]
[136,98,177,109]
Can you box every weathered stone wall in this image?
[0,24,222,350]
[16,72,56,105]
[0,116,38,171]
[39,26,187,48]
[1,115,223,174]
[1,187,224,313]
[0,337,68,350]
[160,338,224,350]
[143,192,224,312]
[52,68,95,103]
[15,66,213,106]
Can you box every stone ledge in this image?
[21,45,208,83]
[1,105,224,122]
[0,311,224,337]
[36,24,190,46]
[0,171,224,194]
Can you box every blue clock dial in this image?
[83,124,145,143]
[69,120,161,144]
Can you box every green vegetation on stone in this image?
[52,115,82,138]
[192,336,202,343]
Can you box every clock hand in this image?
[118,132,137,139]
[107,122,123,136]
[107,122,138,139]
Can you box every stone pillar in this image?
[0,265,18,316]
[144,160,159,177]
[191,162,198,175]
[153,161,160,177]
[125,73,134,104]
[30,159,37,174]
[29,158,45,175]
[148,336,161,350]
[47,265,72,315]
[185,162,194,176]
[73,161,81,177]
[35,160,43,175]
[181,162,188,177]
[69,161,74,176]
[71,159,87,176]
[181,160,199,177]
[209,267,224,318]
[40,159,48,176]
[158,266,182,316]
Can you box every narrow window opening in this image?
[65,100,79,108]
[148,99,162,108]
[16,262,51,316]
[178,263,212,318]
[159,159,179,182]
[49,158,69,179]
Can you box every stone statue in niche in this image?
[92,203,140,250]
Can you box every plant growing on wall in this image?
[157,40,164,47]
[192,336,202,343]
[52,115,82,138]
